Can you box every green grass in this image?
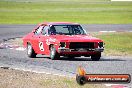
[0,0,132,24]
[94,32,132,56]
[2,0,109,2]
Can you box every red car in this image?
[23,22,104,61]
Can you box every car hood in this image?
[50,35,103,42]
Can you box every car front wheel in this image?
[27,43,37,58]
[91,53,101,61]
[50,46,60,60]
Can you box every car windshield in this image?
[49,25,86,35]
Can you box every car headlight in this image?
[60,42,66,47]
[98,42,103,48]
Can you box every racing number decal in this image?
[39,42,44,51]
[46,38,56,45]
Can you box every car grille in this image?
[69,42,94,49]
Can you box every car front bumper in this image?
[58,47,104,53]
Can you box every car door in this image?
[31,25,44,54]
[39,25,50,55]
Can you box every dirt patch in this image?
[5,38,23,47]
[0,68,106,88]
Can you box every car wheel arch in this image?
[27,41,32,46]
[49,44,54,50]
[27,42,36,53]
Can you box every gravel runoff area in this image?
[0,67,106,88]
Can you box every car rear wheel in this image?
[50,46,60,60]
[27,43,36,58]
[91,53,101,61]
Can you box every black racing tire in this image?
[91,52,101,61]
[76,75,86,85]
[27,43,37,58]
[50,46,60,60]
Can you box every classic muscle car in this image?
[23,22,104,61]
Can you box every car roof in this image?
[39,22,79,26]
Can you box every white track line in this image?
[99,31,116,32]
[105,84,129,88]
[12,67,75,78]
[99,31,132,32]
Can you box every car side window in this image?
[42,26,49,35]
[34,26,43,35]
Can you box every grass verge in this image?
[93,32,132,56]
[0,0,132,24]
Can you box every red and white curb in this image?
[0,43,25,51]
[15,47,26,51]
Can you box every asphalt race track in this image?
[0,24,132,87]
